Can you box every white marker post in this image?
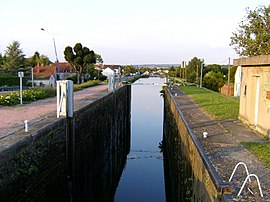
[18,72,24,105]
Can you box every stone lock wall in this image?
[163,87,227,202]
[0,85,131,201]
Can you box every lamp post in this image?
[41,28,61,80]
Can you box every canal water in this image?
[114,77,166,202]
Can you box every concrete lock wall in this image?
[163,87,226,202]
[0,85,131,201]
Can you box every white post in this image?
[24,120,29,132]
[18,72,24,104]
[20,76,22,104]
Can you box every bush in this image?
[73,80,99,91]
[0,76,27,86]
[203,71,224,92]
[98,75,107,81]
[67,76,78,84]
[0,87,55,106]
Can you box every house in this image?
[33,62,76,86]
[233,55,270,137]
[102,67,115,77]
[96,64,122,77]
[33,65,56,87]
[234,66,242,97]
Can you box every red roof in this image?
[51,62,75,73]
[33,62,75,79]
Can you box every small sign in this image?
[18,72,24,77]
[267,91,270,100]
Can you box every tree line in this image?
[168,57,237,92]
[0,41,103,83]
[0,41,51,76]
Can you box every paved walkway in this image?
[0,84,108,139]
[169,86,270,201]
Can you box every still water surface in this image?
[115,77,166,202]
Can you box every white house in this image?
[234,66,242,97]
[102,67,115,77]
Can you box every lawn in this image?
[242,142,270,169]
[179,86,239,120]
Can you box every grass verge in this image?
[179,86,239,120]
[242,142,270,169]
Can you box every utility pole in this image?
[227,57,231,95]
[179,61,182,79]
[200,60,204,88]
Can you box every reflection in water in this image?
[114,78,166,202]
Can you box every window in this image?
[243,85,247,96]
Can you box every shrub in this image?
[0,88,55,106]
[67,76,77,84]
[203,71,224,92]
[98,75,107,81]
[0,76,27,86]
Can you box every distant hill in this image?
[133,64,179,69]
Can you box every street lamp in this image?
[41,28,61,80]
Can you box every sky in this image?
[0,0,269,65]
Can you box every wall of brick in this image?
[0,85,131,201]
[220,84,234,96]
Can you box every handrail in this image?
[229,162,264,198]
[237,174,264,198]
[229,162,250,182]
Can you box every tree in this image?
[122,65,136,75]
[0,53,3,67]
[204,64,221,74]
[27,51,50,67]
[186,57,203,83]
[1,41,26,75]
[64,43,96,83]
[95,53,103,64]
[203,71,224,92]
[230,5,270,56]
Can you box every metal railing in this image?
[229,162,263,198]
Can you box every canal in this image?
[114,77,166,202]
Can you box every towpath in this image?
[169,85,270,201]
[0,84,108,139]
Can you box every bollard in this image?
[24,120,29,132]
[203,131,208,138]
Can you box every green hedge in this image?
[0,76,27,86]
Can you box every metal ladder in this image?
[229,162,264,198]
